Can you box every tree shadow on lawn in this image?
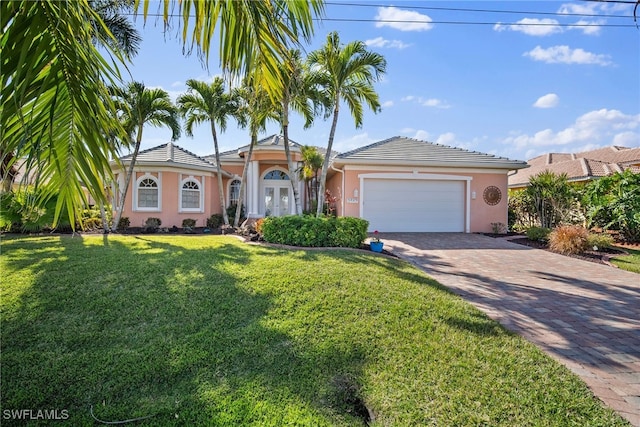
[1,235,371,425]
[272,247,508,340]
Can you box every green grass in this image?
[611,246,640,274]
[0,235,628,426]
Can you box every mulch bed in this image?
[507,236,628,266]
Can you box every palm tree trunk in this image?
[316,102,340,217]
[111,127,143,232]
[281,102,302,216]
[211,122,229,226]
[100,201,109,233]
[234,132,257,227]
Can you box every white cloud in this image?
[334,133,377,153]
[569,19,604,35]
[524,45,612,66]
[381,100,394,108]
[494,18,563,36]
[365,37,411,49]
[421,98,451,109]
[533,93,560,109]
[375,7,433,32]
[502,109,640,150]
[402,95,451,109]
[411,130,431,141]
[170,81,184,88]
[557,2,599,15]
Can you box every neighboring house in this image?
[111,135,528,232]
[509,145,640,189]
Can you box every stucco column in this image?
[248,160,260,217]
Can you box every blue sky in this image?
[123,1,640,161]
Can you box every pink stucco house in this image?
[110,135,527,232]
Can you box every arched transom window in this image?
[264,170,289,180]
[181,179,201,210]
[137,177,158,208]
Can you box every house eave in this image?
[332,158,529,170]
[111,160,233,178]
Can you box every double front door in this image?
[264,186,289,217]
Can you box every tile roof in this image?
[509,145,640,187]
[335,136,528,169]
[119,142,215,170]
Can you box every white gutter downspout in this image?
[330,163,345,216]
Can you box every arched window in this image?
[229,179,241,205]
[264,170,289,180]
[137,177,158,209]
[181,179,201,210]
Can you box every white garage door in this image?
[363,179,465,232]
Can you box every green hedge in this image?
[261,215,369,248]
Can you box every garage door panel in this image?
[363,179,465,232]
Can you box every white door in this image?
[363,179,465,232]
[264,186,290,217]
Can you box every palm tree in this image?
[89,0,141,59]
[298,145,324,212]
[276,49,327,215]
[308,31,386,217]
[2,0,323,227]
[233,76,279,227]
[177,78,238,226]
[111,82,181,232]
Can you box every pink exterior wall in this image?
[336,167,509,233]
[115,170,218,229]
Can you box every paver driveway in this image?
[382,233,640,426]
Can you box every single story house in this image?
[509,145,640,189]
[110,135,528,233]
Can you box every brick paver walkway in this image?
[382,233,640,426]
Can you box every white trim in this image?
[227,177,243,207]
[133,172,162,212]
[358,172,472,233]
[345,164,508,174]
[260,166,294,216]
[178,175,204,213]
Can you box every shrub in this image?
[526,226,551,242]
[526,171,578,229]
[0,188,73,233]
[207,214,223,229]
[261,215,369,248]
[80,207,110,231]
[586,233,615,251]
[254,218,265,234]
[490,222,506,234]
[549,225,589,255]
[582,169,640,243]
[227,203,245,223]
[144,217,161,233]
[182,218,197,228]
[117,216,130,231]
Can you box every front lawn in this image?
[0,235,627,426]
[611,246,640,274]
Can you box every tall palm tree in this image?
[233,76,279,227]
[111,81,181,232]
[298,145,324,212]
[177,78,238,226]
[276,49,327,215]
[308,31,386,217]
[2,0,323,227]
